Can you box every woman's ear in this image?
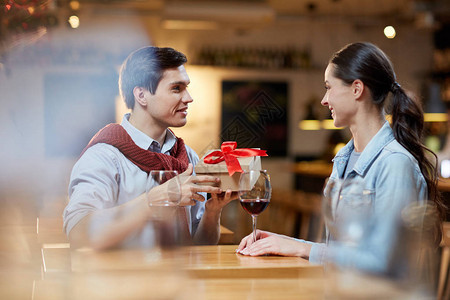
[352,79,364,99]
[133,87,147,107]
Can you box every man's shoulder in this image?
[82,142,122,158]
[75,143,124,170]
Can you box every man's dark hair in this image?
[118,46,187,109]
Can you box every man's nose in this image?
[183,91,193,103]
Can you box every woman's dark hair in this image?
[118,46,187,109]
[330,42,446,243]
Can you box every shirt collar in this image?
[120,113,177,154]
[334,121,395,177]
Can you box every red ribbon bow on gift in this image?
[203,141,268,176]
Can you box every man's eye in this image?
[172,86,180,92]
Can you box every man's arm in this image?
[68,163,222,250]
[69,193,151,249]
[193,190,238,245]
[65,145,140,250]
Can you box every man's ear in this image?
[133,87,147,107]
[352,79,364,100]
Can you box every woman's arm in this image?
[237,230,313,258]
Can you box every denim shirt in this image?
[308,121,428,276]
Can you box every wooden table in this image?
[35,245,325,299]
[36,245,420,299]
[70,245,323,279]
[292,161,333,178]
[33,273,325,300]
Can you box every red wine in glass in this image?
[239,170,271,243]
[240,199,270,215]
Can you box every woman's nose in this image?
[321,95,328,106]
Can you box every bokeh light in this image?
[384,25,396,39]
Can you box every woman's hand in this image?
[237,230,312,258]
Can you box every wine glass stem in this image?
[252,215,257,243]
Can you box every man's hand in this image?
[178,164,222,206]
[206,189,239,211]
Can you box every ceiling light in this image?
[69,1,80,11]
[68,15,80,29]
[384,25,396,39]
[163,1,275,24]
[162,20,219,30]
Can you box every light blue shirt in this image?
[63,114,204,247]
[308,121,428,276]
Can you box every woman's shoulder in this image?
[383,139,417,161]
[377,139,422,174]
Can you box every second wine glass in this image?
[146,170,181,249]
[239,170,271,243]
[147,170,181,208]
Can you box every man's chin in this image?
[169,120,187,128]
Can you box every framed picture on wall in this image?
[221,80,288,157]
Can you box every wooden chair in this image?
[264,189,298,236]
[438,222,450,300]
[294,191,324,242]
[218,225,234,245]
[269,189,324,242]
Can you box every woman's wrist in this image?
[298,241,312,259]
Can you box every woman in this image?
[237,42,446,276]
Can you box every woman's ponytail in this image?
[391,84,445,244]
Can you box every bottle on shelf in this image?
[193,45,312,70]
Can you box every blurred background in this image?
[1,0,450,298]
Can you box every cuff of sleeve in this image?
[295,238,315,245]
[63,212,86,236]
[309,243,326,264]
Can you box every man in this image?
[63,46,234,249]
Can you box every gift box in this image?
[194,142,267,191]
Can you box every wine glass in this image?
[322,176,375,298]
[322,176,373,247]
[239,170,272,243]
[322,177,342,245]
[147,170,181,208]
[146,170,181,248]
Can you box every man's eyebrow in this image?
[170,80,190,86]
